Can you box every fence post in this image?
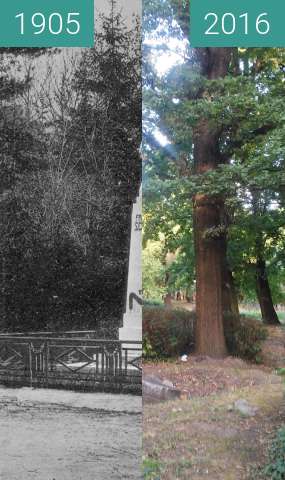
[45,340,49,387]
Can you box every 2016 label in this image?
[190,0,282,47]
[205,12,270,36]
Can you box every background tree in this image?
[0,4,141,335]
[143,0,285,356]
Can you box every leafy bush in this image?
[143,307,267,362]
[263,428,285,479]
[144,299,163,307]
[143,306,195,358]
[142,241,167,301]
[225,315,268,363]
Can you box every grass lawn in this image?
[240,309,285,323]
[144,382,285,480]
[143,325,285,479]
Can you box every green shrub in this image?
[143,307,267,362]
[143,335,158,360]
[263,427,285,479]
[144,299,163,307]
[143,306,195,359]
[225,315,268,363]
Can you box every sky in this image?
[144,20,187,147]
[24,0,141,99]
[95,0,141,21]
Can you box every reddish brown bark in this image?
[193,48,233,357]
[174,9,237,355]
[194,195,227,356]
[255,257,280,325]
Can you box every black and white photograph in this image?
[0,1,142,478]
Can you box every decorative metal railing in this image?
[0,335,142,394]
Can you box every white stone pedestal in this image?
[119,187,142,342]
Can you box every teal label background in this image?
[0,0,94,47]
[190,0,284,47]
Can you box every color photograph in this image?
[143,1,285,479]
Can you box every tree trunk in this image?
[251,189,280,326]
[194,194,227,356]
[193,48,233,357]
[173,8,237,355]
[255,257,280,325]
[222,265,239,314]
[221,232,240,331]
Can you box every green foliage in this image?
[143,306,195,358]
[166,248,195,292]
[143,336,158,360]
[263,428,285,479]
[143,307,267,362]
[143,0,285,318]
[143,457,163,480]
[142,241,167,301]
[277,368,285,377]
[225,316,268,363]
[144,299,164,307]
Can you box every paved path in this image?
[0,387,142,480]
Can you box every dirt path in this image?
[0,388,142,480]
[144,356,282,399]
[143,326,285,479]
[144,382,285,479]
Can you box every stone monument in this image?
[119,186,142,342]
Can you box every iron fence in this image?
[0,335,142,394]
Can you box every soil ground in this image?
[0,388,142,480]
[143,322,285,480]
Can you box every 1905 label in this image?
[0,1,94,47]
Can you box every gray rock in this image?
[143,375,164,387]
[143,375,189,402]
[162,379,174,388]
[234,399,258,417]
